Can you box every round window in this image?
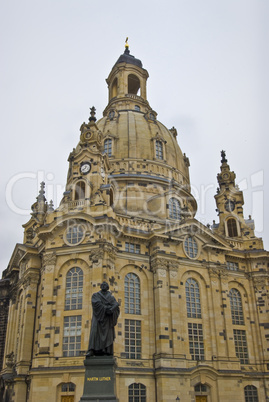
[65,225,85,245]
[184,236,198,259]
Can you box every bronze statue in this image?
[86,281,120,357]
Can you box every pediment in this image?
[7,243,38,271]
[156,219,232,251]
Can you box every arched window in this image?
[128,383,146,402]
[128,74,140,95]
[74,181,85,200]
[184,236,198,258]
[155,140,163,159]
[104,138,112,157]
[169,197,181,220]
[229,288,244,325]
[244,385,258,402]
[227,218,238,237]
[125,273,141,314]
[65,267,83,310]
[185,278,201,318]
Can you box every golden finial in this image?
[125,37,129,48]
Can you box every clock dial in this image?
[80,162,91,174]
[225,200,235,212]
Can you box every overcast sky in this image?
[0,0,268,276]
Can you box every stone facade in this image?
[1,44,269,402]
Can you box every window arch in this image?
[155,140,163,160]
[74,181,85,200]
[244,385,258,402]
[104,138,112,157]
[65,267,83,310]
[185,278,201,318]
[128,383,146,402]
[125,273,141,314]
[227,218,238,237]
[229,288,244,325]
[169,197,181,220]
[128,74,140,95]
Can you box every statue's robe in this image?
[88,290,120,355]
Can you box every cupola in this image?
[103,40,151,116]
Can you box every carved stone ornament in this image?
[169,262,179,270]
[103,243,117,260]
[253,276,267,291]
[151,258,168,274]
[5,352,15,368]
[90,248,104,262]
[219,268,229,283]
[43,252,57,267]
[208,267,220,283]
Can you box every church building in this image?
[1,43,269,402]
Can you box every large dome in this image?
[98,46,192,189]
[97,110,190,186]
[68,46,197,219]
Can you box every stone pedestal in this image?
[79,356,118,402]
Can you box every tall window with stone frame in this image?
[186,278,204,360]
[169,197,181,220]
[124,319,141,359]
[155,140,163,160]
[229,288,249,364]
[227,218,238,237]
[65,267,83,310]
[185,278,201,319]
[124,273,141,314]
[229,288,244,325]
[188,322,205,361]
[244,385,259,402]
[104,138,112,157]
[233,329,249,364]
[128,383,146,402]
[63,315,82,357]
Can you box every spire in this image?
[36,181,46,202]
[221,150,227,164]
[89,106,97,122]
[31,182,47,222]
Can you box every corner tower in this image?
[213,150,263,249]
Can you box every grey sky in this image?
[0,0,268,275]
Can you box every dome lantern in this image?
[104,43,150,116]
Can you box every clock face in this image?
[225,200,235,212]
[80,162,91,174]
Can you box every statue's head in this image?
[100,281,109,291]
